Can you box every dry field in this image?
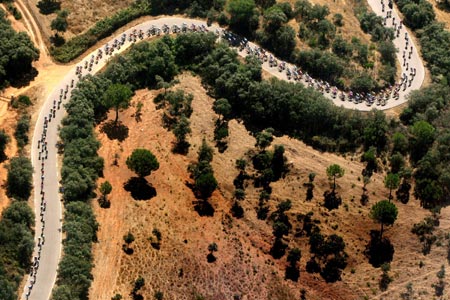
[89,73,450,300]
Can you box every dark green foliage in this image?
[103,83,133,124]
[227,0,259,35]
[104,38,178,89]
[14,114,30,149]
[308,228,348,282]
[419,23,450,83]
[6,156,32,200]
[332,35,352,58]
[370,200,398,240]
[269,199,292,258]
[126,149,159,178]
[51,9,69,33]
[395,0,435,30]
[396,179,411,204]
[365,230,395,267]
[379,263,393,291]
[99,181,112,208]
[199,44,374,153]
[362,146,378,177]
[51,3,150,62]
[189,140,217,215]
[37,0,61,14]
[412,214,439,255]
[0,10,39,87]
[363,110,388,151]
[357,10,394,42]
[257,6,295,59]
[351,73,377,93]
[5,2,21,20]
[0,129,9,161]
[149,0,224,16]
[0,201,34,300]
[392,132,409,155]
[333,13,343,26]
[174,32,217,68]
[409,120,435,162]
[384,173,400,201]
[293,49,343,85]
[285,248,301,281]
[53,202,98,300]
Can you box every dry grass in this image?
[89,73,450,300]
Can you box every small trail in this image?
[14,0,51,62]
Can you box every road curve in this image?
[23,7,425,300]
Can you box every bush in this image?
[6,156,33,200]
[37,0,61,14]
[14,114,30,149]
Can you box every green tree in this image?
[133,275,145,294]
[384,173,400,201]
[103,83,133,124]
[99,181,112,208]
[123,231,135,251]
[37,0,61,14]
[285,247,301,281]
[207,242,218,262]
[333,13,343,26]
[364,110,388,151]
[255,128,274,150]
[392,132,408,154]
[370,200,398,240]
[0,129,9,161]
[195,172,218,199]
[172,115,191,153]
[263,6,287,32]
[227,0,259,34]
[126,149,159,178]
[213,98,231,123]
[326,164,345,193]
[14,114,30,149]
[6,156,33,200]
[51,10,69,33]
[410,120,435,162]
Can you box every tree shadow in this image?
[122,245,134,255]
[100,120,129,142]
[365,230,395,267]
[124,177,157,200]
[206,253,216,263]
[193,199,215,217]
[10,67,38,88]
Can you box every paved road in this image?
[22,9,425,299]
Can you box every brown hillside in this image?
[90,73,449,300]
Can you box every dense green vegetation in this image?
[55,73,105,299]
[6,156,33,201]
[0,129,9,161]
[0,9,39,88]
[0,201,34,300]
[51,2,150,62]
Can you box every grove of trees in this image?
[0,9,39,87]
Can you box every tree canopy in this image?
[126,148,160,178]
[370,200,398,239]
[103,83,133,124]
[0,10,39,87]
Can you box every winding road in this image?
[21,1,425,299]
